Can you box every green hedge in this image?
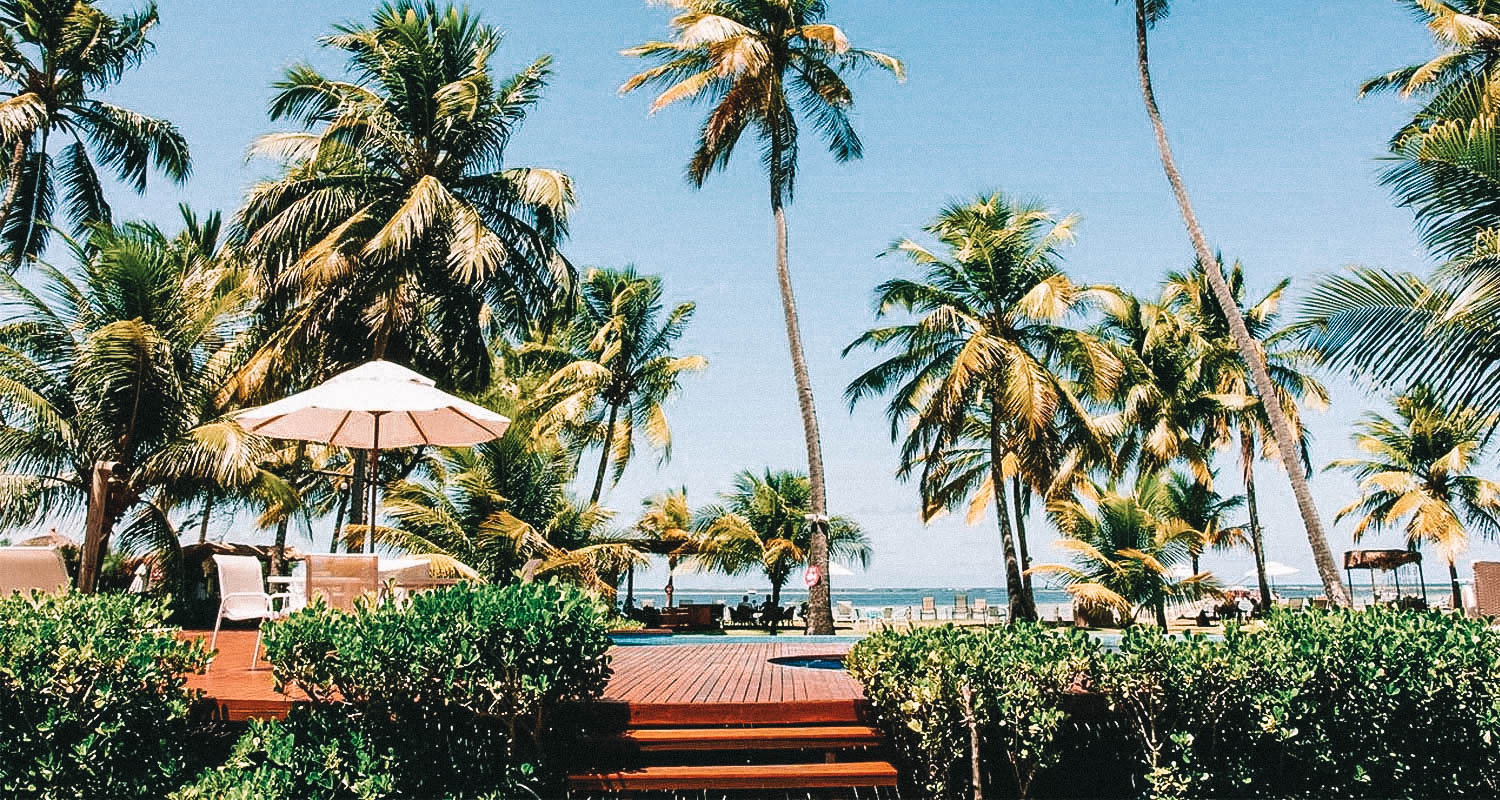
[849,609,1500,800]
[0,593,209,800]
[177,580,613,799]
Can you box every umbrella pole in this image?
[368,413,383,554]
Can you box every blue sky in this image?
[74,0,1477,589]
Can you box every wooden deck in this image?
[184,630,866,723]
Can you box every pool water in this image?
[609,633,864,647]
[769,655,847,670]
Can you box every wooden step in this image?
[603,724,882,752]
[611,699,868,727]
[569,760,899,791]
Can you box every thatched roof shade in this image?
[1343,549,1421,571]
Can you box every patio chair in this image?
[833,600,859,626]
[918,596,938,620]
[1287,596,1306,612]
[954,593,972,620]
[1474,562,1500,618]
[305,553,378,612]
[211,555,291,669]
[0,547,70,596]
[973,597,989,625]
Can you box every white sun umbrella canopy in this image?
[235,360,511,540]
[1244,561,1300,579]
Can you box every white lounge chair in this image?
[973,597,990,625]
[954,593,972,620]
[210,555,290,669]
[0,546,70,596]
[833,600,859,626]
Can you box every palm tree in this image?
[1095,288,1220,482]
[371,434,636,591]
[235,1,575,394]
[844,193,1117,622]
[1360,1,1500,142]
[636,488,696,607]
[0,0,190,264]
[694,468,870,632]
[1327,389,1500,608]
[1293,238,1500,433]
[1030,473,1222,628]
[527,267,705,503]
[1165,260,1329,606]
[1116,0,1350,605]
[0,211,271,590]
[622,0,901,634]
[1162,469,1246,575]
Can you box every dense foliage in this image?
[849,624,1102,800]
[178,581,612,799]
[0,593,209,800]
[851,609,1500,800]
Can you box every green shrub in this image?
[848,624,1102,799]
[1103,608,1500,799]
[0,592,209,799]
[178,580,613,799]
[851,609,1500,799]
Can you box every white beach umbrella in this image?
[1244,561,1300,579]
[828,562,855,577]
[235,360,511,534]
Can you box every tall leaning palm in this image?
[621,0,901,634]
[1328,389,1500,609]
[0,0,190,264]
[844,193,1117,622]
[236,1,575,394]
[1117,0,1350,604]
[527,268,705,504]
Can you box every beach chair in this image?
[305,553,378,612]
[1287,597,1306,612]
[210,555,291,669]
[954,593,972,620]
[0,546,70,596]
[1474,562,1500,618]
[973,597,989,625]
[833,600,859,626]
[918,596,938,620]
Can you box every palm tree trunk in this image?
[197,494,214,544]
[1242,428,1273,607]
[1155,597,1168,629]
[272,517,290,576]
[771,199,834,635]
[348,450,367,551]
[330,488,347,553]
[1012,475,1034,602]
[990,395,1036,622]
[1131,0,1350,606]
[591,403,620,504]
[769,579,783,635]
[1450,557,1463,610]
[0,137,29,249]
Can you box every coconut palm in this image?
[1166,260,1329,606]
[1327,388,1500,609]
[635,488,696,607]
[526,267,705,503]
[0,0,190,264]
[1096,288,1221,482]
[694,468,870,632]
[1360,1,1500,141]
[1294,235,1500,432]
[1030,473,1223,629]
[0,211,275,589]
[1162,469,1246,575]
[844,193,1118,622]
[621,0,901,634]
[370,434,637,591]
[1114,0,1349,604]
[235,1,575,395]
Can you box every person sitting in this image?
[758,597,778,629]
[1195,608,1213,627]
[730,595,757,627]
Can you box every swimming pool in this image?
[609,633,865,646]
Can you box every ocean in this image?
[628,583,1352,620]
